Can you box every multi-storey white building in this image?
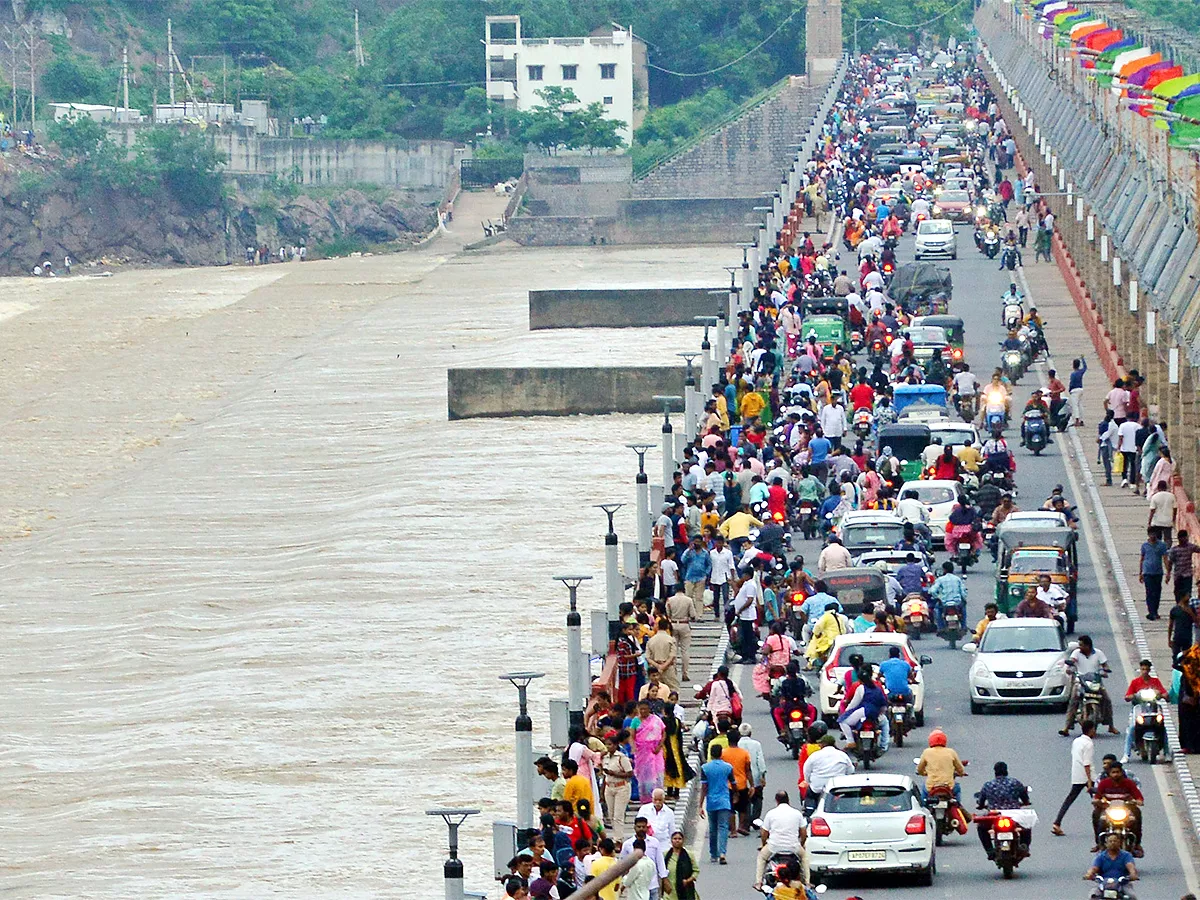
[484,15,642,147]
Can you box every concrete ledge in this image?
[447,366,686,420]
[528,288,725,330]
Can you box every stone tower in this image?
[806,0,844,77]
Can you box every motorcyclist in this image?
[896,552,928,598]
[881,213,904,240]
[933,445,962,481]
[975,760,1032,858]
[982,373,1011,421]
[1020,389,1051,447]
[1120,658,1170,765]
[916,728,966,804]
[865,315,888,347]
[946,499,982,550]
[1084,833,1139,895]
[952,364,980,416]
[1091,761,1144,854]
[1000,282,1024,305]
[897,488,930,529]
[838,664,889,750]
[1060,634,1121,736]
[1001,329,1023,351]
[931,560,968,629]
[773,659,815,736]
[1024,305,1043,328]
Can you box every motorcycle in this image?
[915,767,966,846]
[941,600,966,649]
[758,844,802,892]
[1023,410,1049,455]
[1003,302,1023,331]
[1001,246,1019,271]
[868,337,889,366]
[1001,348,1024,383]
[983,229,1000,259]
[850,329,864,353]
[1078,671,1108,727]
[1026,322,1048,358]
[1089,876,1135,899]
[901,593,932,639]
[853,408,873,441]
[955,392,976,423]
[854,718,881,769]
[888,693,913,748]
[1132,688,1167,764]
[1098,798,1139,853]
[1049,397,1071,432]
[975,809,1033,879]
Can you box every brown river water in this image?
[0,221,730,896]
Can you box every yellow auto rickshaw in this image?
[995,520,1079,631]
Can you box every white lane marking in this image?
[1016,263,1200,890]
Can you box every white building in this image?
[484,15,641,147]
[49,102,143,124]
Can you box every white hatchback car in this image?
[914,219,957,259]
[807,773,935,885]
[897,480,965,547]
[818,632,931,724]
[965,617,1073,714]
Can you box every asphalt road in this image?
[698,225,1196,899]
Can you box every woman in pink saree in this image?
[632,700,666,797]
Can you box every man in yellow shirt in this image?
[718,507,763,543]
[956,442,983,473]
[712,385,731,430]
[916,729,966,803]
[973,602,999,644]
[741,387,767,424]
[588,837,620,900]
[562,758,594,810]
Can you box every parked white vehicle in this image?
[818,632,931,723]
[807,773,936,885]
[964,617,1073,714]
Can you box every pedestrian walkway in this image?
[1018,236,1200,838]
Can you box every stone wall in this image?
[529,287,726,329]
[522,154,633,218]
[630,77,821,199]
[447,366,686,419]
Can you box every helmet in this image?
[808,721,829,743]
[928,729,948,748]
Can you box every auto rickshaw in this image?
[893,384,948,422]
[877,422,931,484]
[824,567,889,611]
[994,522,1079,630]
[801,314,849,359]
[911,315,965,353]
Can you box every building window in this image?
[603,96,613,105]
[527,65,543,81]
[600,63,616,80]
[561,64,577,80]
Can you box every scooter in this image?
[1089,876,1135,899]
[1001,348,1024,383]
[1049,397,1071,432]
[1023,410,1049,455]
[955,392,976,423]
[850,329,864,353]
[797,500,818,540]
[983,229,1000,259]
[1132,689,1167,763]
[985,405,1008,433]
[1001,246,1020,271]
[758,844,802,892]
[1003,301,1024,330]
[902,594,932,639]
[853,408,873,441]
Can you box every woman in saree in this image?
[632,700,666,798]
[662,691,696,799]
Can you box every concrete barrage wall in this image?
[522,154,633,218]
[447,366,686,419]
[506,197,760,246]
[529,287,726,329]
[215,131,458,189]
[631,77,822,199]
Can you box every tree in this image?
[512,86,626,154]
[574,101,625,152]
[135,128,226,210]
[47,116,133,191]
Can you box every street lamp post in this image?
[677,352,700,442]
[594,505,625,641]
[652,395,683,492]
[695,315,719,395]
[426,808,481,900]
[499,671,544,848]
[554,575,593,732]
[625,444,654,565]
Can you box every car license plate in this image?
[847,851,886,861]
[1008,680,1034,688]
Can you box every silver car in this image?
[964,618,1073,714]
[914,219,957,260]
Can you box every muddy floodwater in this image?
[0,207,732,897]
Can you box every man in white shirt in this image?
[1116,419,1140,488]
[709,537,736,620]
[1051,720,1095,836]
[734,574,763,661]
[1061,635,1119,735]
[635,789,676,843]
[754,789,809,890]
[619,819,669,899]
[817,536,853,575]
[618,842,657,900]
[739,722,769,823]
[897,488,930,526]
[864,287,886,313]
[819,400,847,448]
[802,735,855,807]
[862,268,885,292]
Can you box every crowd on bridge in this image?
[493,45,1200,900]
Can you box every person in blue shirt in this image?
[929,560,968,629]
[699,746,735,864]
[895,553,927,597]
[817,491,842,536]
[809,430,832,484]
[797,580,841,638]
[1084,832,1138,885]
[878,645,914,701]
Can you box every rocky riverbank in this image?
[0,170,439,274]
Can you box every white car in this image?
[807,773,936,885]
[818,632,931,723]
[837,511,907,559]
[897,480,966,547]
[965,617,1073,714]
[914,219,957,259]
[927,420,980,452]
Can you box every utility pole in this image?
[122,45,129,114]
[3,27,19,133]
[167,18,175,106]
[354,9,366,67]
[28,25,35,133]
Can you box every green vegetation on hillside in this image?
[29,0,971,151]
[1124,0,1200,33]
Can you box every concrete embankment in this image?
[529,288,725,329]
[446,366,686,419]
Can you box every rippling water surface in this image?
[0,234,729,897]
